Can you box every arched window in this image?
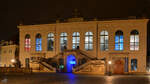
[130,30,139,50]
[25,34,31,51]
[35,33,42,51]
[72,32,80,49]
[100,30,108,51]
[115,30,123,50]
[47,33,54,51]
[85,32,93,50]
[60,32,67,51]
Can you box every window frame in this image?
[60,32,68,51]
[131,59,138,71]
[115,30,124,51]
[47,33,54,51]
[130,30,139,51]
[85,32,93,51]
[35,33,42,51]
[72,32,80,50]
[100,30,109,51]
[24,34,31,52]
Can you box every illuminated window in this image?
[131,59,137,71]
[85,32,93,50]
[72,32,80,49]
[100,30,108,51]
[25,34,31,52]
[47,33,54,51]
[115,30,123,50]
[35,33,42,51]
[60,32,67,51]
[130,30,139,50]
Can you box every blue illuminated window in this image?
[36,34,42,51]
[115,30,123,51]
[131,59,137,71]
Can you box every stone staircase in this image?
[73,60,105,74]
[37,49,104,73]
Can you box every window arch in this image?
[35,33,42,51]
[25,34,31,51]
[115,30,123,50]
[72,32,80,49]
[60,32,67,51]
[47,33,54,51]
[130,30,139,50]
[100,30,108,51]
[85,32,93,50]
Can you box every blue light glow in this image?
[69,61,76,64]
[66,55,76,72]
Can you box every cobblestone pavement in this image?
[0,73,150,84]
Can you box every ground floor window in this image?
[131,59,137,71]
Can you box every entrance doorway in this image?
[113,60,124,74]
[66,55,76,73]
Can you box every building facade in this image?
[0,41,19,67]
[18,18,149,74]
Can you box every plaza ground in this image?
[0,73,150,84]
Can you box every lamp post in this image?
[108,61,112,76]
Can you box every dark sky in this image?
[1,0,150,40]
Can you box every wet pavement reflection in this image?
[0,73,150,84]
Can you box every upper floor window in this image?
[85,32,93,50]
[100,30,108,51]
[60,32,67,51]
[130,30,139,50]
[72,32,80,50]
[115,30,123,50]
[47,33,54,51]
[25,34,31,52]
[36,33,42,51]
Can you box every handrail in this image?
[73,60,92,72]
[39,62,56,71]
[73,60,105,72]
[76,49,96,60]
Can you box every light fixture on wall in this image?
[11,59,16,63]
[108,61,112,65]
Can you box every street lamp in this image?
[108,61,112,76]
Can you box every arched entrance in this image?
[66,55,76,73]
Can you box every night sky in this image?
[1,0,150,40]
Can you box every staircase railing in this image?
[73,60,92,72]
[39,61,56,72]
[76,49,96,60]
[49,49,75,60]
[73,60,105,72]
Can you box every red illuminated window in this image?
[25,34,31,51]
